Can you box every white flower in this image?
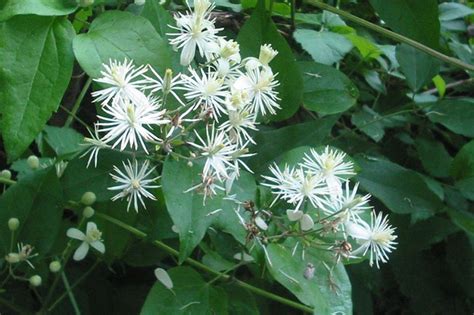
[243,44,278,70]
[67,222,105,261]
[320,181,371,223]
[5,243,38,269]
[180,67,230,119]
[345,211,397,268]
[142,67,186,106]
[109,159,160,212]
[185,172,225,205]
[81,124,110,168]
[97,96,169,153]
[219,107,258,145]
[262,164,328,211]
[189,124,238,180]
[233,67,280,116]
[92,59,148,105]
[168,0,220,65]
[301,146,355,197]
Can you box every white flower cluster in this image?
[82,0,280,212]
[263,147,397,268]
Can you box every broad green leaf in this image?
[73,10,173,78]
[396,44,440,92]
[224,285,259,315]
[446,207,474,236]
[237,0,303,121]
[266,239,352,314]
[95,200,138,262]
[0,16,75,160]
[162,158,257,262]
[299,61,359,115]
[0,167,63,256]
[43,125,84,159]
[249,116,338,174]
[451,140,474,200]
[363,70,386,94]
[0,0,78,21]
[439,3,474,21]
[140,266,225,315]
[424,100,474,137]
[61,150,129,202]
[294,29,353,65]
[344,33,381,60]
[415,137,452,178]
[355,156,443,216]
[351,106,385,142]
[369,0,440,49]
[432,75,446,98]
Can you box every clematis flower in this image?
[67,222,105,261]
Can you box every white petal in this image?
[345,221,370,240]
[233,252,254,262]
[300,214,314,231]
[154,268,173,289]
[90,241,105,254]
[73,242,90,261]
[286,210,303,221]
[86,222,98,234]
[67,228,85,241]
[255,216,268,231]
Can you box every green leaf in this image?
[446,207,474,236]
[0,167,63,256]
[451,140,474,200]
[415,137,452,178]
[161,158,256,262]
[362,70,386,94]
[224,285,259,315]
[249,116,338,174]
[237,0,303,121]
[140,266,225,315]
[43,125,84,159]
[344,33,381,60]
[396,44,440,92]
[266,239,352,314]
[355,156,443,216]
[73,10,173,78]
[439,3,474,21]
[61,150,128,202]
[294,29,353,65]
[369,0,440,49]
[424,100,474,137]
[351,106,385,142]
[432,75,446,98]
[0,0,78,21]
[299,61,359,115]
[0,16,75,160]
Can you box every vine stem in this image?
[305,0,474,72]
[95,212,314,313]
[0,177,16,185]
[65,77,93,128]
[61,271,81,315]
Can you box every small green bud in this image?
[27,155,40,169]
[83,206,95,218]
[5,253,20,264]
[49,261,61,273]
[29,275,42,287]
[77,0,94,7]
[81,192,96,206]
[8,217,19,231]
[1,169,12,179]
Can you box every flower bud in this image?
[135,0,146,5]
[8,218,20,231]
[29,275,42,287]
[81,191,96,206]
[187,161,193,167]
[27,155,40,170]
[77,0,94,7]
[300,214,314,231]
[5,253,20,264]
[49,261,61,273]
[258,44,278,66]
[82,206,95,218]
[1,169,12,179]
[162,69,173,95]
